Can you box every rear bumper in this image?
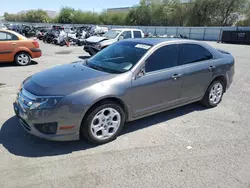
[30,49,42,58]
[30,48,42,53]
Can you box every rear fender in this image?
[13,47,32,59]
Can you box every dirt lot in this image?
[0,41,249,188]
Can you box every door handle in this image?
[12,43,16,45]
[172,74,182,80]
[209,66,216,71]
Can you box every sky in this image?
[0,0,140,15]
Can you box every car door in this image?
[121,31,132,39]
[133,31,142,38]
[0,31,19,62]
[130,44,183,118]
[178,43,215,102]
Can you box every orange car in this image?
[0,29,42,66]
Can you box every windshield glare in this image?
[86,41,152,74]
[103,30,122,39]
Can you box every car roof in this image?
[124,38,201,46]
[124,38,223,59]
[112,28,142,32]
[0,29,27,40]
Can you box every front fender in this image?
[61,72,133,127]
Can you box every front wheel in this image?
[202,80,225,107]
[15,52,31,66]
[81,101,125,144]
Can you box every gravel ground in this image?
[0,41,249,188]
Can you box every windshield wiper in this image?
[87,63,107,72]
[85,60,123,74]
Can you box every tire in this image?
[60,41,65,46]
[15,52,31,66]
[77,41,83,46]
[88,51,94,56]
[81,101,125,144]
[202,80,225,108]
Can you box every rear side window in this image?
[0,32,18,41]
[133,31,142,38]
[146,44,178,73]
[179,44,213,65]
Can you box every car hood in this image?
[23,62,116,96]
[86,36,108,43]
[100,38,117,46]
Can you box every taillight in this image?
[32,40,39,48]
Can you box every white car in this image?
[84,28,144,55]
[0,24,8,30]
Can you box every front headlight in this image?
[95,43,101,49]
[30,98,61,110]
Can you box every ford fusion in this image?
[14,39,235,144]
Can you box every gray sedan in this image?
[13,38,235,144]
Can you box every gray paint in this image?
[14,39,235,141]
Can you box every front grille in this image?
[19,118,31,131]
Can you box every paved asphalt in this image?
[0,41,249,188]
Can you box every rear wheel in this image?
[15,52,31,66]
[202,80,225,107]
[81,101,125,144]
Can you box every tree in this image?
[186,0,217,26]
[213,0,248,26]
[4,10,50,23]
[236,1,250,26]
[57,7,75,24]
[3,0,249,26]
[25,10,50,23]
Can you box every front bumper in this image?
[84,45,101,55]
[13,101,80,141]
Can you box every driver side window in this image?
[145,44,178,73]
[121,31,132,39]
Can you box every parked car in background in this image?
[7,24,20,32]
[0,24,8,30]
[51,25,64,31]
[0,29,42,66]
[84,28,144,55]
[14,38,234,144]
[36,27,48,40]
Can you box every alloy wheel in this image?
[209,82,223,105]
[17,54,30,65]
[90,108,121,140]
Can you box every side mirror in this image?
[118,35,124,41]
[135,66,145,79]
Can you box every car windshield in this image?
[85,41,152,74]
[102,30,122,39]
